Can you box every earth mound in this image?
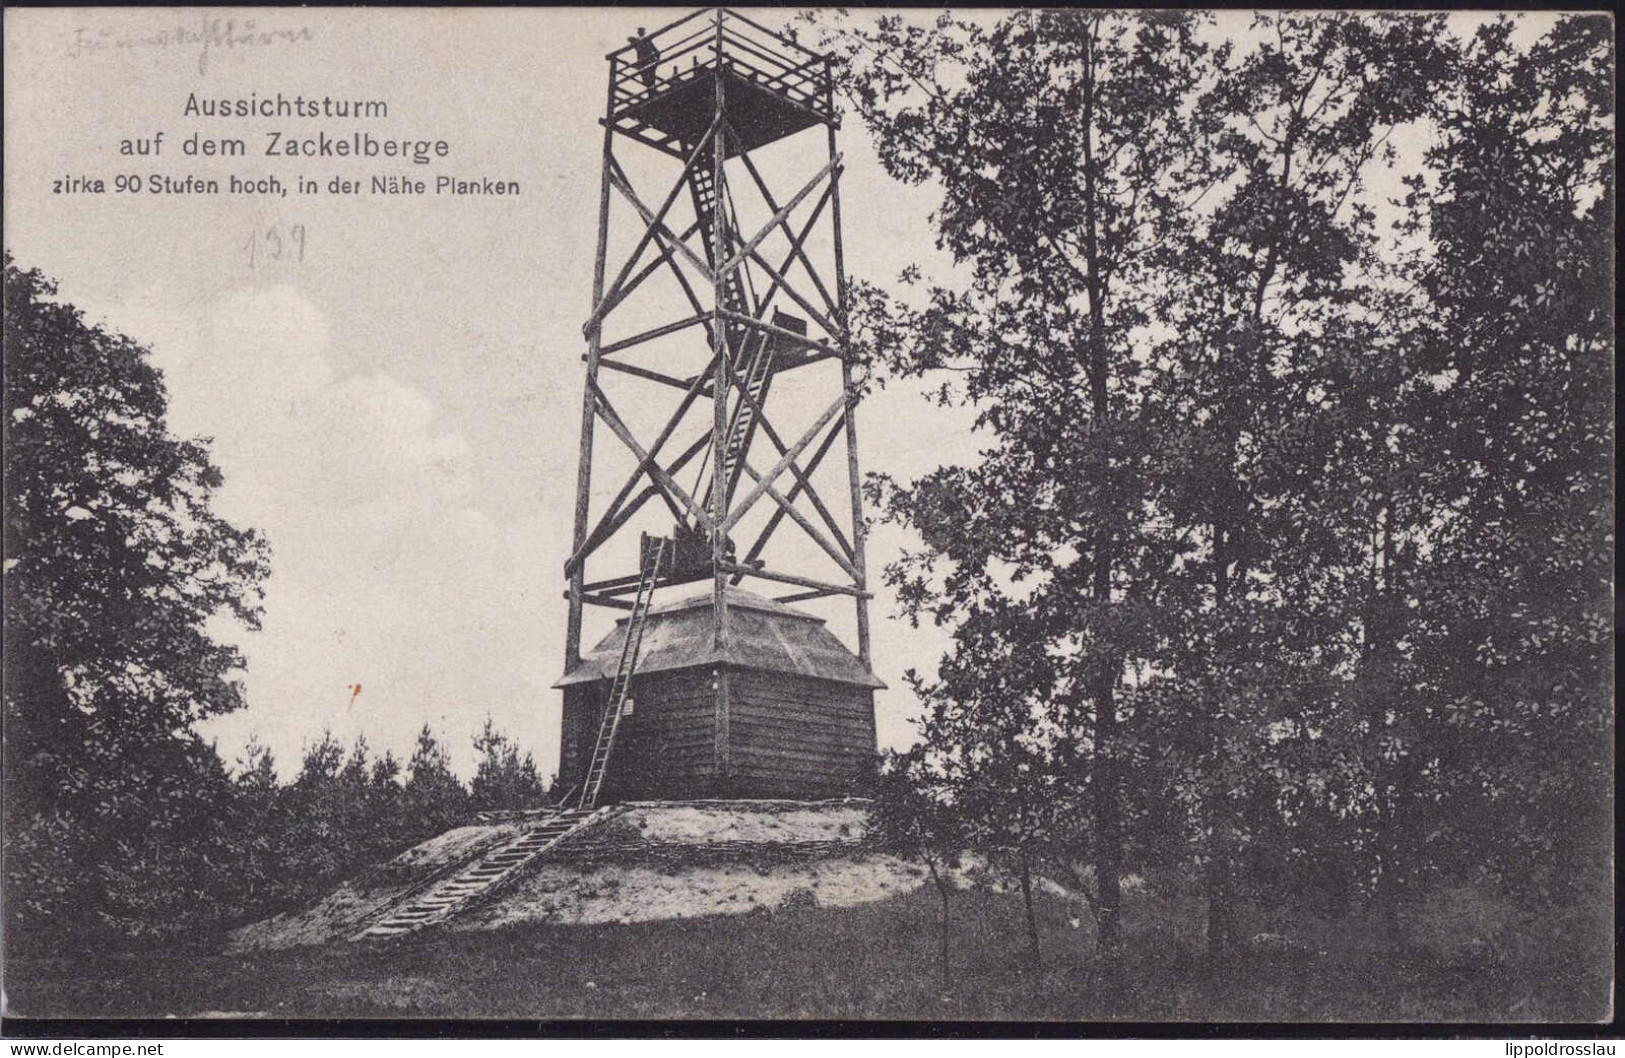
[229,799,926,951]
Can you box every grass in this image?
[3,878,1611,1022]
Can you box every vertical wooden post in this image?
[828,105,872,668]
[567,67,620,665]
[710,9,730,655]
[709,11,733,793]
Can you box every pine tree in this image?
[469,717,549,814]
[403,724,470,835]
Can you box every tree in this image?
[820,8,1223,962]
[1388,14,1613,921]
[95,742,244,942]
[402,723,470,835]
[271,731,355,893]
[225,735,284,914]
[821,11,1611,978]
[1146,11,1452,955]
[469,717,550,814]
[869,748,966,990]
[1187,13,1614,949]
[3,254,270,944]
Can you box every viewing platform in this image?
[605,8,835,159]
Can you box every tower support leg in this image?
[828,121,871,667]
[709,30,731,657]
[568,119,618,665]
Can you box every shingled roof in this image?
[554,587,885,689]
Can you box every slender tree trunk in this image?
[1373,767,1406,948]
[1383,510,1413,951]
[1094,675,1123,958]
[1373,721,1411,952]
[1367,501,1409,951]
[1204,524,1233,964]
[1019,856,1041,969]
[1078,15,1124,967]
[927,857,952,989]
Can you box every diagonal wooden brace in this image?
[584,125,720,338]
[742,245,846,346]
[720,390,850,535]
[716,153,841,284]
[739,411,846,572]
[723,346,852,554]
[606,165,714,292]
[732,461,862,583]
[592,384,715,533]
[729,125,840,319]
[716,309,841,360]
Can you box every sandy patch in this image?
[455,853,927,930]
[608,802,871,845]
[388,824,525,873]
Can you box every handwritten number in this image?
[244,224,308,269]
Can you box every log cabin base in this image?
[555,588,883,803]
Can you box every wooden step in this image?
[353,811,595,941]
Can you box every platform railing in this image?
[607,9,832,121]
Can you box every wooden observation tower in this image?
[554,9,881,807]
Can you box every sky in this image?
[3,7,984,779]
[3,7,1551,781]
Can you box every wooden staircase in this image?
[354,807,595,940]
[707,333,777,509]
[688,160,784,513]
[688,159,753,355]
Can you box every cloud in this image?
[115,284,551,779]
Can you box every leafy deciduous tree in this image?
[3,254,270,943]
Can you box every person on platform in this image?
[630,28,660,93]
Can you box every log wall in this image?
[561,667,876,801]
[727,669,876,799]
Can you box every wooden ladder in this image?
[354,807,594,940]
[577,538,666,811]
